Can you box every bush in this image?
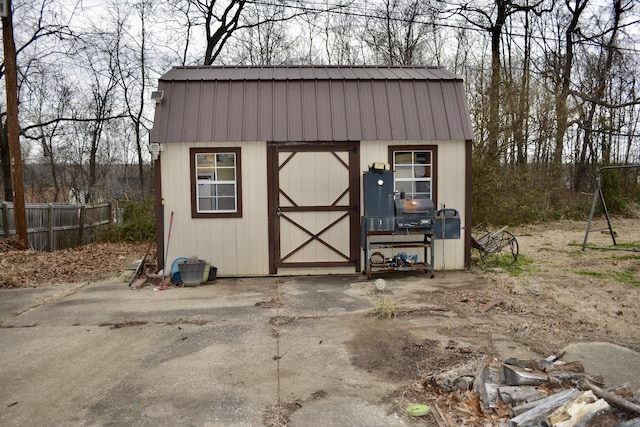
[471,161,636,226]
[98,198,156,242]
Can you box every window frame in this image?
[388,145,438,206]
[190,147,243,218]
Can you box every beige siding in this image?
[161,139,466,276]
[359,140,467,271]
[160,142,270,275]
[436,142,467,270]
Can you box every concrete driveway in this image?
[0,273,482,426]
[4,272,638,426]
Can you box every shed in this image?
[150,65,474,276]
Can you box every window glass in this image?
[393,149,433,200]
[395,166,412,179]
[194,150,239,214]
[394,152,412,164]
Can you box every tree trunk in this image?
[552,0,588,204]
[0,119,11,201]
[486,0,507,165]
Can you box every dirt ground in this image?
[372,216,640,425]
[1,216,639,425]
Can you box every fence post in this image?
[48,203,54,251]
[1,202,8,239]
[78,205,86,246]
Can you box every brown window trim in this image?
[190,147,243,219]
[387,145,438,207]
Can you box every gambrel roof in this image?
[150,65,474,143]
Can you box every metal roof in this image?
[151,66,474,143]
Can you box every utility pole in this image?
[1,0,27,245]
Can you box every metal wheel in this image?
[480,230,519,267]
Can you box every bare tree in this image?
[112,0,155,191]
[365,0,431,65]
[0,0,75,200]
[572,0,637,191]
[22,63,74,202]
[164,0,320,65]
[435,0,549,165]
[227,1,293,65]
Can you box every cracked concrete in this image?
[1,272,638,426]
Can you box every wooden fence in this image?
[0,202,113,251]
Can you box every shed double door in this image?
[267,142,361,274]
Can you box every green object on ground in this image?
[405,404,431,416]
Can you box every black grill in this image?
[394,199,435,232]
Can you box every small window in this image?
[190,147,242,218]
[389,145,437,203]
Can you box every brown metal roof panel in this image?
[381,67,408,80]
[153,81,174,142]
[357,81,378,140]
[344,82,363,140]
[227,82,245,141]
[165,82,188,142]
[336,67,361,80]
[428,82,450,140]
[258,81,274,141]
[315,80,333,141]
[160,65,464,82]
[151,66,474,144]
[441,82,467,140]
[385,80,407,140]
[330,81,348,141]
[272,81,288,141]
[364,67,387,80]
[407,67,443,79]
[181,82,203,141]
[372,80,393,140]
[197,82,216,142]
[287,82,304,141]
[326,67,348,80]
[294,67,316,80]
[208,67,232,81]
[243,81,259,141]
[399,81,423,140]
[212,83,230,141]
[413,82,438,140]
[301,80,318,141]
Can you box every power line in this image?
[244,0,640,54]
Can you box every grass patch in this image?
[373,297,397,320]
[504,255,536,276]
[576,270,607,279]
[614,270,640,286]
[576,269,640,286]
[611,241,640,249]
[609,254,640,261]
[471,253,536,276]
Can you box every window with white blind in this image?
[190,147,242,218]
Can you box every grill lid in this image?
[394,199,434,217]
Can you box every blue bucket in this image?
[170,257,188,282]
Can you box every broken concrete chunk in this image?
[498,386,547,407]
[503,363,549,386]
[549,360,585,374]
